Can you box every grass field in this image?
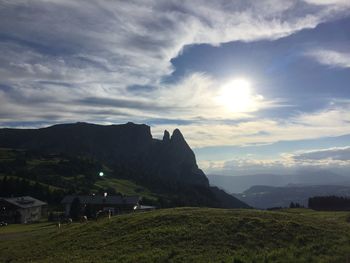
[1,208,350,263]
[0,222,53,235]
[95,177,157,200]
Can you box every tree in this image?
[289,202,303,208]
[84,203,94,218]
[0,176,9,196]
[69,197,82,220]
[308,196,350,211]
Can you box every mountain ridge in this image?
[234,184,350,209]
[208,172,350,193]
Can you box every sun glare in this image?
[216,78,259,113]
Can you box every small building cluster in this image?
[61,194,142,216]
[0,196,47,224]
[0,194,156,224]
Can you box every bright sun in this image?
[216,78,259,113]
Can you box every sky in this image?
[1,0,350,176]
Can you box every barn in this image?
[0,196,47,224]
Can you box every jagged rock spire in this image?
[163,130,170,142]
[171,129,185,143]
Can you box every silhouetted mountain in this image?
[234,185,350,209]
[208,174,286,193]
[208,171,350,193]
[0,122,248,208]
[0,122,205,185]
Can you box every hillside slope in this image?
[1,208,350,262]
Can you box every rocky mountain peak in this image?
[171,129,186,144]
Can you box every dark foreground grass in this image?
[1,208,350,263]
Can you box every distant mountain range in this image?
[234,185,350,209]
[207,171,350,193]
[0,122,248,208]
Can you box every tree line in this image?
[0,176,65,204]
[308,196,350,211]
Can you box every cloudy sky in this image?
[1,0,350,176]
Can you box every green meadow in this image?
[1,208,350,263]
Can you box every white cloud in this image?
[303,0,350,6]
[0,0,346,93]
[1,0,350,149]
[200,146,350,176]
[150,101,350,148]
[307,49,350,68]
[200,158,290,176]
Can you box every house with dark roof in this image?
[0,196,47,224]
[61,195,141,216]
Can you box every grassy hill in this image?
[94,177,158,200]
[1,208,350,262]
